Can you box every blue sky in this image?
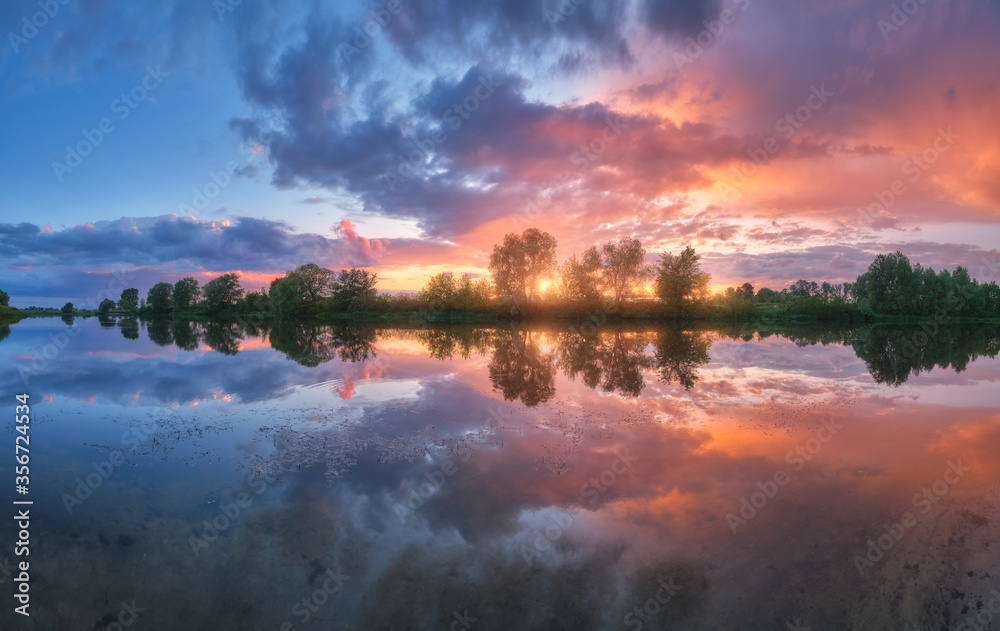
[2,0,999,305]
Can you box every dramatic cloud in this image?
[2,0,999,299]
[0,215,401,301]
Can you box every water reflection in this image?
[172,319,200,350]
[555,330,652,397]
[3,318,999,391]
[851,323,1000,386]
[0,317,998,630]
[488,327,556,406]
[269,320,377,365]
[653,328,711,390]
[203,320,243,355]
[147,317,173,346]
[118,315,139,340]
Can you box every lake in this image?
[1,316,998,630]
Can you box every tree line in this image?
[3,229,998,321]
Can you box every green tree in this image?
[173,277,201,312]
[559,246,602,306]
[271,263,335,315]
[982,282,1000,316]
[489,228,558,311]
[237,288,271,314]
[419,272,458,310]
[601,236,650,310]
[417,273,489,312]
[98,298,117,315]
[654,246,710,310]
[859,251,915,315]
[61,302,74,314]
[789,280,819,298]
[147,282,174,313]
[0,289,9,307]
[119,288,139,313]
[269,276,302,316]
[202,273,244,313]
[329,269,379,311]
[754,287,777,303]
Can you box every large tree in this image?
[147,282,174,313]
[288,263,335,307]
[601,236,650,310]
[654,246,710,310]
[173,277,201,311]
[202,273,244,313]
[330,269,379,311]
[489,228,557,311]
[270,263,335,315]
[559,246,602,306]
[118,288,139,313]
[736,282,755,301]
[789,279,819,298]
[419,272,459,311]
[98,298,117,315]
[418,273,490,312]
[858,251,914,315]
[61,302,74,314]
[0,289,9,307]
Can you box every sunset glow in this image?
[2,1,999,304]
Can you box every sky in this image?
[1,0,999,306]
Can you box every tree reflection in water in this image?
[147,318,173,347]
[171,319,200,351]
[118,315,139,340]
[269,320,377,366]
[487,327,556,407]
[653,328,712,391]
[203,320,243,355]
[17,316,997,390]
[850,323,1000,386]
[555,329,653,397]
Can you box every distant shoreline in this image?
[7,307,1000,326]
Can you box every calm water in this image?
[1,317,999,630]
